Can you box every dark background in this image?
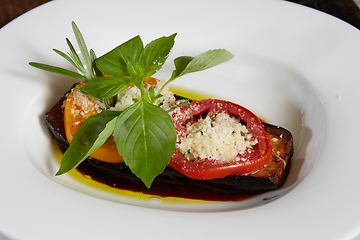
[1,0,360,29]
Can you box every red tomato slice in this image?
[169,99,271,180]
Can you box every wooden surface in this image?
[1,0,360,29]
[0,0,51,28]
[288,0,360,29]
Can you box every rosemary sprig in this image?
[29,21,95,81]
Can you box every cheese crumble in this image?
[178,112,258,162]
[70,89,105,119]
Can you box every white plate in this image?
[1,0,360,239]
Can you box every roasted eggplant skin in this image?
[45,88,293,201]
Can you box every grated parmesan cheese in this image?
[178,112,258,162]
[69,89,105,122]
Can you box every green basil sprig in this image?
[113,100,176,186]
[30,21,234,188]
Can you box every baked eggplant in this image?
[45,87,293,201]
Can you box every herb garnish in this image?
[30,22,234,188]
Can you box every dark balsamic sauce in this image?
[76,159,262,202]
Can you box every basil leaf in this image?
[157,49,234,94]
[29,62,87,80]
[113,99,176,188]
[79,76,129,99]
[56,111,120,175]
[95,35,144,76]
[170,49,234,80]
[149,87,155,99]
[127,75,144,92]
[169,56,193,80]
[140,33,176,77]
[126,55,143,77]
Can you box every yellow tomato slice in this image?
[64,81,124,163]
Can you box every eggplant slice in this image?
[45,89,293,201]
